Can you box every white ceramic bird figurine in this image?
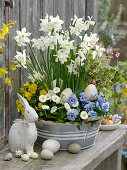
[8,93,38,156]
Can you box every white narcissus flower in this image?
[69,15,84,36]
[47,36,57,49]
[33,71,44,81]
[87,16,95,26]
[59,39,74,53]
[46,94,51,100]
[14,28,31,46]
[32,38,45,50]
[50,106,57,113]
[64,103,71,111]
[67,63,76,74]
[40,15,64,33]
[52,95,60,104]
[42,105,50,110]
[49,15,64,31]
[14,50,27,68]
[80,111,88,120]
[72,101,79,107]
[55,50,69,64]
[28,74,35,83]
[53,87,60,93]
[39,95,47,103]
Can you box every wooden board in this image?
[0,0,5,141]
[0,125,126,170]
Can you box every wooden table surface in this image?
[0,124,127,170]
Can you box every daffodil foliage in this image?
[14,15,119,93]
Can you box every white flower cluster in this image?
[66,33,105,74]
[40,15,64,33]
[14,15,106,76]
[28,70,45,82]
[39,87,61,112]
[14,28,31,46]
[14,50,27,68]
[70,16,95,36]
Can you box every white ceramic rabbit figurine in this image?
[8,93,39,156]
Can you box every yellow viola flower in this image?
[38,102,43,108]
[4,77,11,85]
[29,83,37,94]
[16,99,20,105]
[24,82,30,87]
[24,91,32,101]
[20,88,25,92]
[9,65,16,70]
[40,89,47,95]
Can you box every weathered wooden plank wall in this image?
[0,0,5,140]
[9,0,98,126]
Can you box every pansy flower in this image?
[67,109,79,121]
[67,94,78,106]
[96,92,109,112]
[88,110,97,119]
[79,92,89,103]
[84,102,95,112]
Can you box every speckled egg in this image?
[15,150,24,158]
[68,143,81,154]
[30,152,38,159]
[21,154,29,162]
[42,139,60,153]
[84,84,98,100]
[41,149,54,160]
[3,153,12,161]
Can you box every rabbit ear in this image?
[17,93,29,108]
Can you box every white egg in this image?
[3,153,12,161]
[41,149,54,160]
[68,143,81,154]
[42,139,60,154]
[15,150,24,158]
[84,84,98,100]
[21,154,29,162]
[61,88,73,102]
[30,152,38,159]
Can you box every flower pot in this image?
[36,120,101,150]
